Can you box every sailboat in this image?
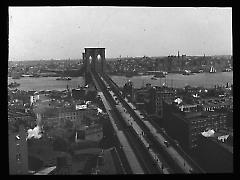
[209,66,216,73]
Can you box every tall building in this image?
[154,87,176,118]
[30,92,40,105]
[123,81,134,99]
[194,130,233,173]
[162,99,228,151]
[9,125,29,174]
[134,85,175,117]
[133,84,156,115]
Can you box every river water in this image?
[8,72,233,91]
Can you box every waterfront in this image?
[8,72,233,91]
[111,72,233,89]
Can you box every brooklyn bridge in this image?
[81,47,205,174]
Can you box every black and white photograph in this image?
[8,6,233,174]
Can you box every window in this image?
[97,54,101,61]
[16,143,20,151]
[16,154,21,162]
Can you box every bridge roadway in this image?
[91,71,162,174]
[115,104,172,174]
[101,73,205,174]
[145,116,205,173]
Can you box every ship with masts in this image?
[209,66,217,73]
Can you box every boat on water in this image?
[8,82,20,88]
[56,77,71,80]
[153,72,167,78]
[182,70,193,75]
[138,72,144,76]
[209,66,217,73]
[146,71,167,77]
[22,74,34,77]
[223,68,232,72]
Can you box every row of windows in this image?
[191,120,226,128]
[191,144,197,148]
[60,111,83,116]
[191,117,226,124]
[65,116,76,120]
[192,123,224,130]
[16,153,21,162]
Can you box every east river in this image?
[8,72,233,91]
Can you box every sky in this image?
[9,7,232,61]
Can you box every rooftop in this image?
[84,47,105,49]
[199,96,233,108]
[34,166,56,175]
[201,131,233,154]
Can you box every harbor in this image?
[8,72,233,91]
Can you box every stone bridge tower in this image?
[82,47,106,85]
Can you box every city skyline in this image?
[9,7,232,61]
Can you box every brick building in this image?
[40,103,98,130]
[162,99,228,151]
[133,85,175,117]
[194,130,233,173]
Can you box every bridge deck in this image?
[91,72,144,174]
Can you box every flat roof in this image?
[34,166,56,175]
[84,47,105,49]
[202,134,233,154]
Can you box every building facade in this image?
[134,85,176,117]
[155,87,176,118]
[9,125,29,174]
[30,93,40,105]
[162,100,228,151]
[195,133,233,173]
